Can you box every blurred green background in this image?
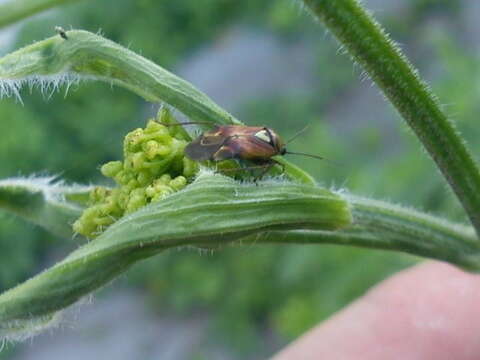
[0,0,477,358]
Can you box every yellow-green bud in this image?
[151,187,174,202]
[183,157,198,178]
[143,140,160,160]
[157,174,172,184]
[137,170,153,186]
[90,187,110,203]
[74,111,200,238]
[101,161,123,178]
[130,152,146,170]
[124,128,144,154]
[144,119,164,133]
[126,192,147,213]
[169,176,187,191]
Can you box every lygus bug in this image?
[164,122,324,177]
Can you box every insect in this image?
[55,26,68,40]
[167,122,325,178]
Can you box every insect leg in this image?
[251,159,284,182]
[220,161,274,182]
[219,164,271,173]
[255,161,275,181]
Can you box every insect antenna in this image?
[285,125,310,145]
[284,151,341,166]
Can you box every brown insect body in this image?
[185,125,285,163]
[163,121,323,178]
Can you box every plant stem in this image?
[0,177,87,239]
[302,0,480,237]
[0,174,349,340]
[257,195,480,271]
[0,0,81,29]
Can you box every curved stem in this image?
[0,177,88,239]
[0,174,349,340]
[1,173,479,343]
[256,195,480,271]
[303,0,480,237]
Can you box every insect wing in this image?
[184,125,277,162]
[185,131,225,161]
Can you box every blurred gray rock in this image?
[11,290,229,360]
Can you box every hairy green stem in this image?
[258,195,480,271]
[1,173,479,342]
[2,177,478,272]
[0,174,349,340]
[302,0,480,237]
[0,0,81,28]
[0,178,87,238]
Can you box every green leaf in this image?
[0,173,350,342]
[0,177,88,239]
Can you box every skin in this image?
[272,261,480,360]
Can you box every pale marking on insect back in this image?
[254,130,270,143]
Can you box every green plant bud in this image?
[99,201,117,215]
[142,139,172,159]
[183,157,198,178]
[126,179,140,191]
[157,108,191,141]
[169,176,187,191]
[72,219,95,238]
[72,206,102,237]
[89,187,110,204]
[130,152,147,170]
[114,170,133,185]
[157,174,172,184]
[154,184,173,193]
[145,185,156,198]
[144,157,175,175]
[137,170,153,186]
[123,128,144,154]
[144,130,171,144]
[100,161,123,178]
[151,187,175,202]
[93,216,115,227]
[144,119,167,135]
[156,144,171,156]
[143,140,160,160]
[171,138,186,153]
[125,193,147,214]
[116,190,129,209]
[73,109,200,238]
[130,187,146,198]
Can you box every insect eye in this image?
[254,129,272,144]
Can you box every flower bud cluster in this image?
[73,109,198,238]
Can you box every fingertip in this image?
[273,261,480,360]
